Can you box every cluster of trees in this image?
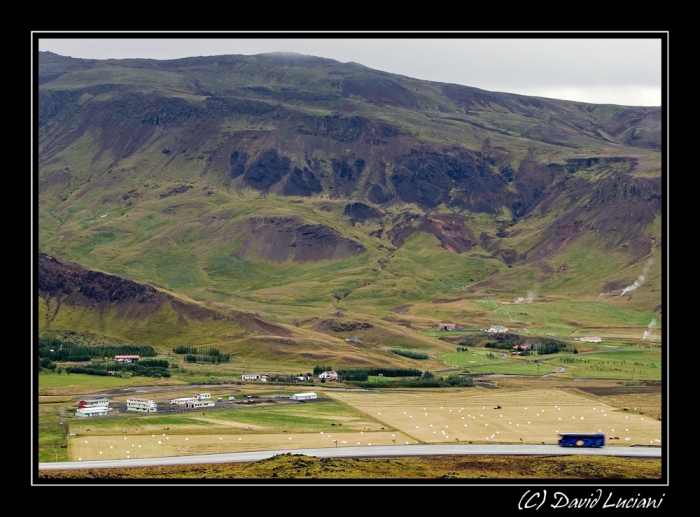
[455,346,470,352]
[38,358,57,371]
[336,367,423,382]
[64,362,170,378]
[313,365,334,375]
[173,346,225,356]
[391,349,428,360]
[184,354,231,363]
[350,370,474,388]
[38,338,157,361]
[484,341,517,350]
[138,359,170,368]
[537,341,570,355]
[174,346,231,363]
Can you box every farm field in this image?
[67,431,417,462]
[64,399,415,461]
[543,347,662,380]
[328,388,661,446]
[439,342,662,381]
[45,380,663,465]
[38,372,184,394]
[440,350,559,375]
[68,401,383,435]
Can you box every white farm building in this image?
[169,397,199,405]
[76,407,108,417]
[241,374,261,381]
[78,398,109,409]
[487,325,508,333]
[290,392,318,401]
[185,400,215,408]
[126,398,157,413]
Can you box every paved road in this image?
[38,444,661,470]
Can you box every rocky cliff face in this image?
[237,216,366,263]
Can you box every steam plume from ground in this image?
[515,290,537,304]
[643,319,657,341]
[619,259,653,296]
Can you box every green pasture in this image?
[441,349,508,366]
[68,413,221,435]
[200,402,379,433]
[543,347,662,380]
[67,401,381,436]
[38,423,70,463]
[38,403,63,424]
[440,349,558,376]
[466,360,558,375]
[366,375,398,383]
[38,371,165,390]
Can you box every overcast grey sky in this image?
[36,35,664,106]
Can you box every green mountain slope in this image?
[37,51,663,359]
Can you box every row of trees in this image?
[38,338,157,361]
[184,354,231,363]
[173,346,225,356]
[64,362,170,378]
[336,367,424,382]
[350,371,474,388]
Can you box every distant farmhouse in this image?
[169,397,199,405]
[487,325,508,333]
[438,322,456,331]
[115,355,140,363]
[241,374,261,381]
[291,392,317,401]
[576,336,602,342]
[319,371,339,381]
[76,398,111,417]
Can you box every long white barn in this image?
[126,398,157,412]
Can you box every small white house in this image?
[115,355,140,363]
[197,393,211,400]
[318,371,339,381]
[577,336,602,342]
[487,325,509,333]
[169,397,199,405]
[126,398,157,413]
[241,374,261,381]
[290,392,318,401]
